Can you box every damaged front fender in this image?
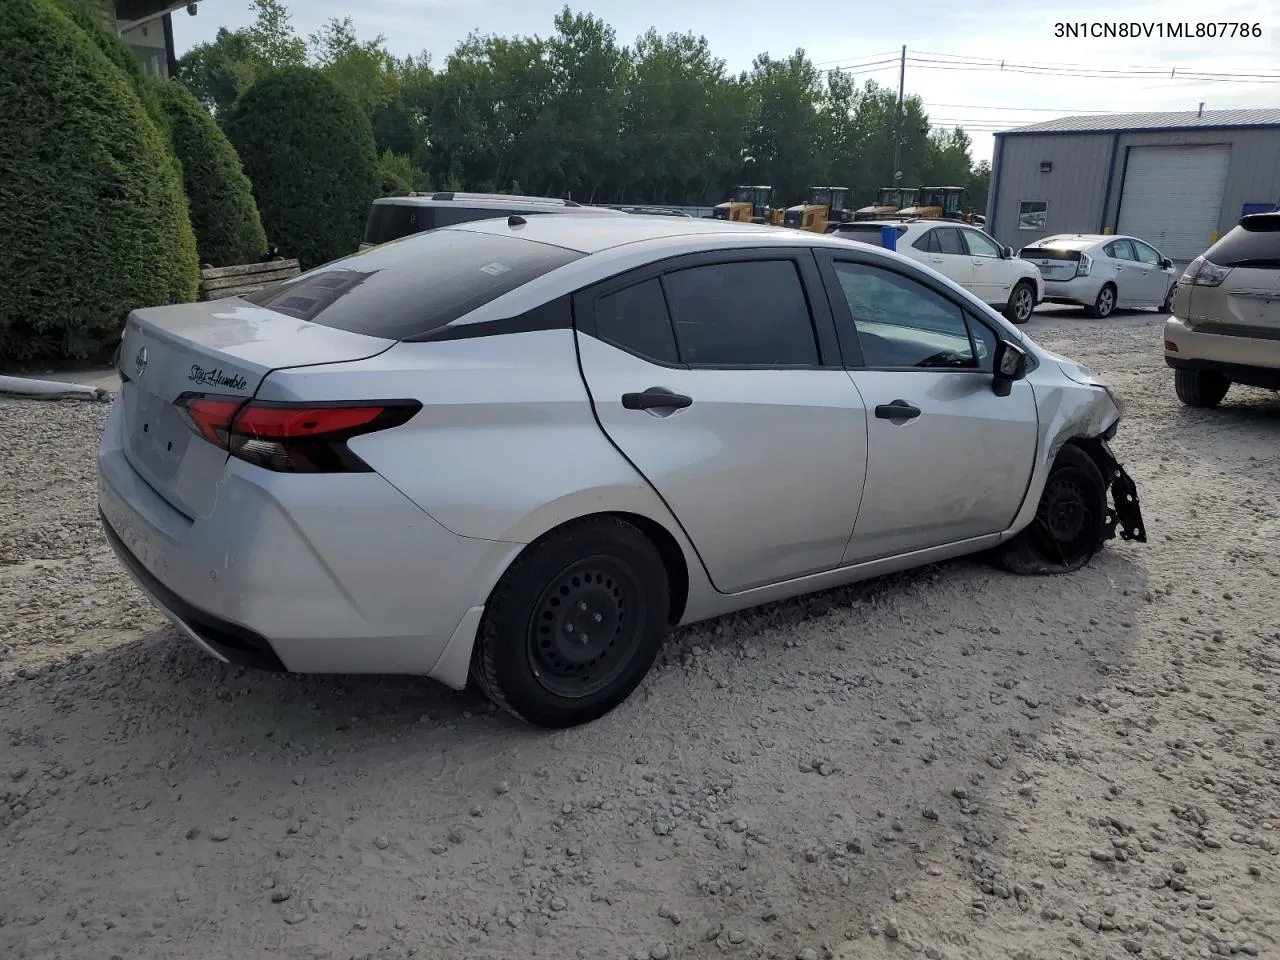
[1080,438,1148,544]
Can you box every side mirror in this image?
[992,340,1029,397]
[1160,258,1173,269]
[1003,245,1013,259]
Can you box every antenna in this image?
[1198,102,1204,117]
[508,215,527,227]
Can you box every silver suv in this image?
[1165,212,1280,407]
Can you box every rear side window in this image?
[935,228,965,255]
[1203,217,1280,267]
[662,261,819,366]
[1106,239,1136,260]
[596,279,679,364]
[243,229,582,340]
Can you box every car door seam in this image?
[567,297,727,595]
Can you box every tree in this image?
[747,51,825,205]
[967,160,992,214]
[58,0,169,136]
[176,0,306,115]
[921,126,974,188]
[223,67,378,268]
[0,0,198,361]
[153,79,268,266]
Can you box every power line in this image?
[910,48,1280,79]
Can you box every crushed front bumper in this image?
[1095,440,1146,543]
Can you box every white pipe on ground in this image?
[0,375,110,402]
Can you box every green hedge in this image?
[0,0,199,361]
[224,67,379,269]
[58,0,170,139]
[154,79,268,267]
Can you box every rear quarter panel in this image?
[251,328,700,552]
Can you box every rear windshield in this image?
[1020,247,1081,261]
[1203,216,1280,268]
[363,202,563,245]
[243,228,582,340]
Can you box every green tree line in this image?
[178,1,991,210]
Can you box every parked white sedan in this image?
[828,220,1043,323]
[1019,234,1179,319]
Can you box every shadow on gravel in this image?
[1,547,1149,960]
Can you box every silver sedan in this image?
[1020,233,1180,318]
[98,215,1147,728]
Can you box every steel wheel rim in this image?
[525,555,641,700]
[1032,469,1102,565]
[1014,287,1033,320]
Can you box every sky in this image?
[171,0,1280,166]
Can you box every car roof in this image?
[442,213,793,254]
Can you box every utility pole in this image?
[892,45,906,186]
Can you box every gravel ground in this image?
[2,309,1279,960]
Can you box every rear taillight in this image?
[1182,255,1231,287]
[1075,253,1093,277]
[175,395,421,473]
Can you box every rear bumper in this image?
[1163,316,1280,389]
[1042,276,1102,305]
[96,400,522,684]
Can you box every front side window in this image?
[661,260,819,367]
[832,261,978,369]
[963,229,1003,259]
[1132,240,1161,265]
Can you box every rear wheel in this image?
[470,516,670,728]
[1003,280,1036,324]
[1174,367,1230,408]
[989,445,1108,576]
[1087,283,1116,319]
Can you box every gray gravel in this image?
[2,310,1280,960]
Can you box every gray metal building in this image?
[985,109,1280,263]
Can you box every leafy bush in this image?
[153,78,268,266]
[376,150,431,194]
[0,0,200,361]
[224,66,379,268]
[57,0,170,138]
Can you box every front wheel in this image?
[470,516,670,728]
[1088,283,1116,319]
[1161,281,1177,313]
[988,445,1108,576]
[1003,280,1036,324]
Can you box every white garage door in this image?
[1116,144,1231,261]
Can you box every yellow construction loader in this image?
[897,186,968,220]
[712,185,782,224]
[853,186,919,221]
[782,186,852,232]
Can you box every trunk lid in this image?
[115,299,394,519]
[1021,246,1082,282]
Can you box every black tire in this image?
[1003,280,1036,324]
[1087,283,1116,319]
[470,516,670,728]
[1161,281,1177,313]
[988,445,1108,576]
[1174,367,1230,408]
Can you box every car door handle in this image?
[930,256,944,263]
[874,400,921,421]
[622,387,692,411]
